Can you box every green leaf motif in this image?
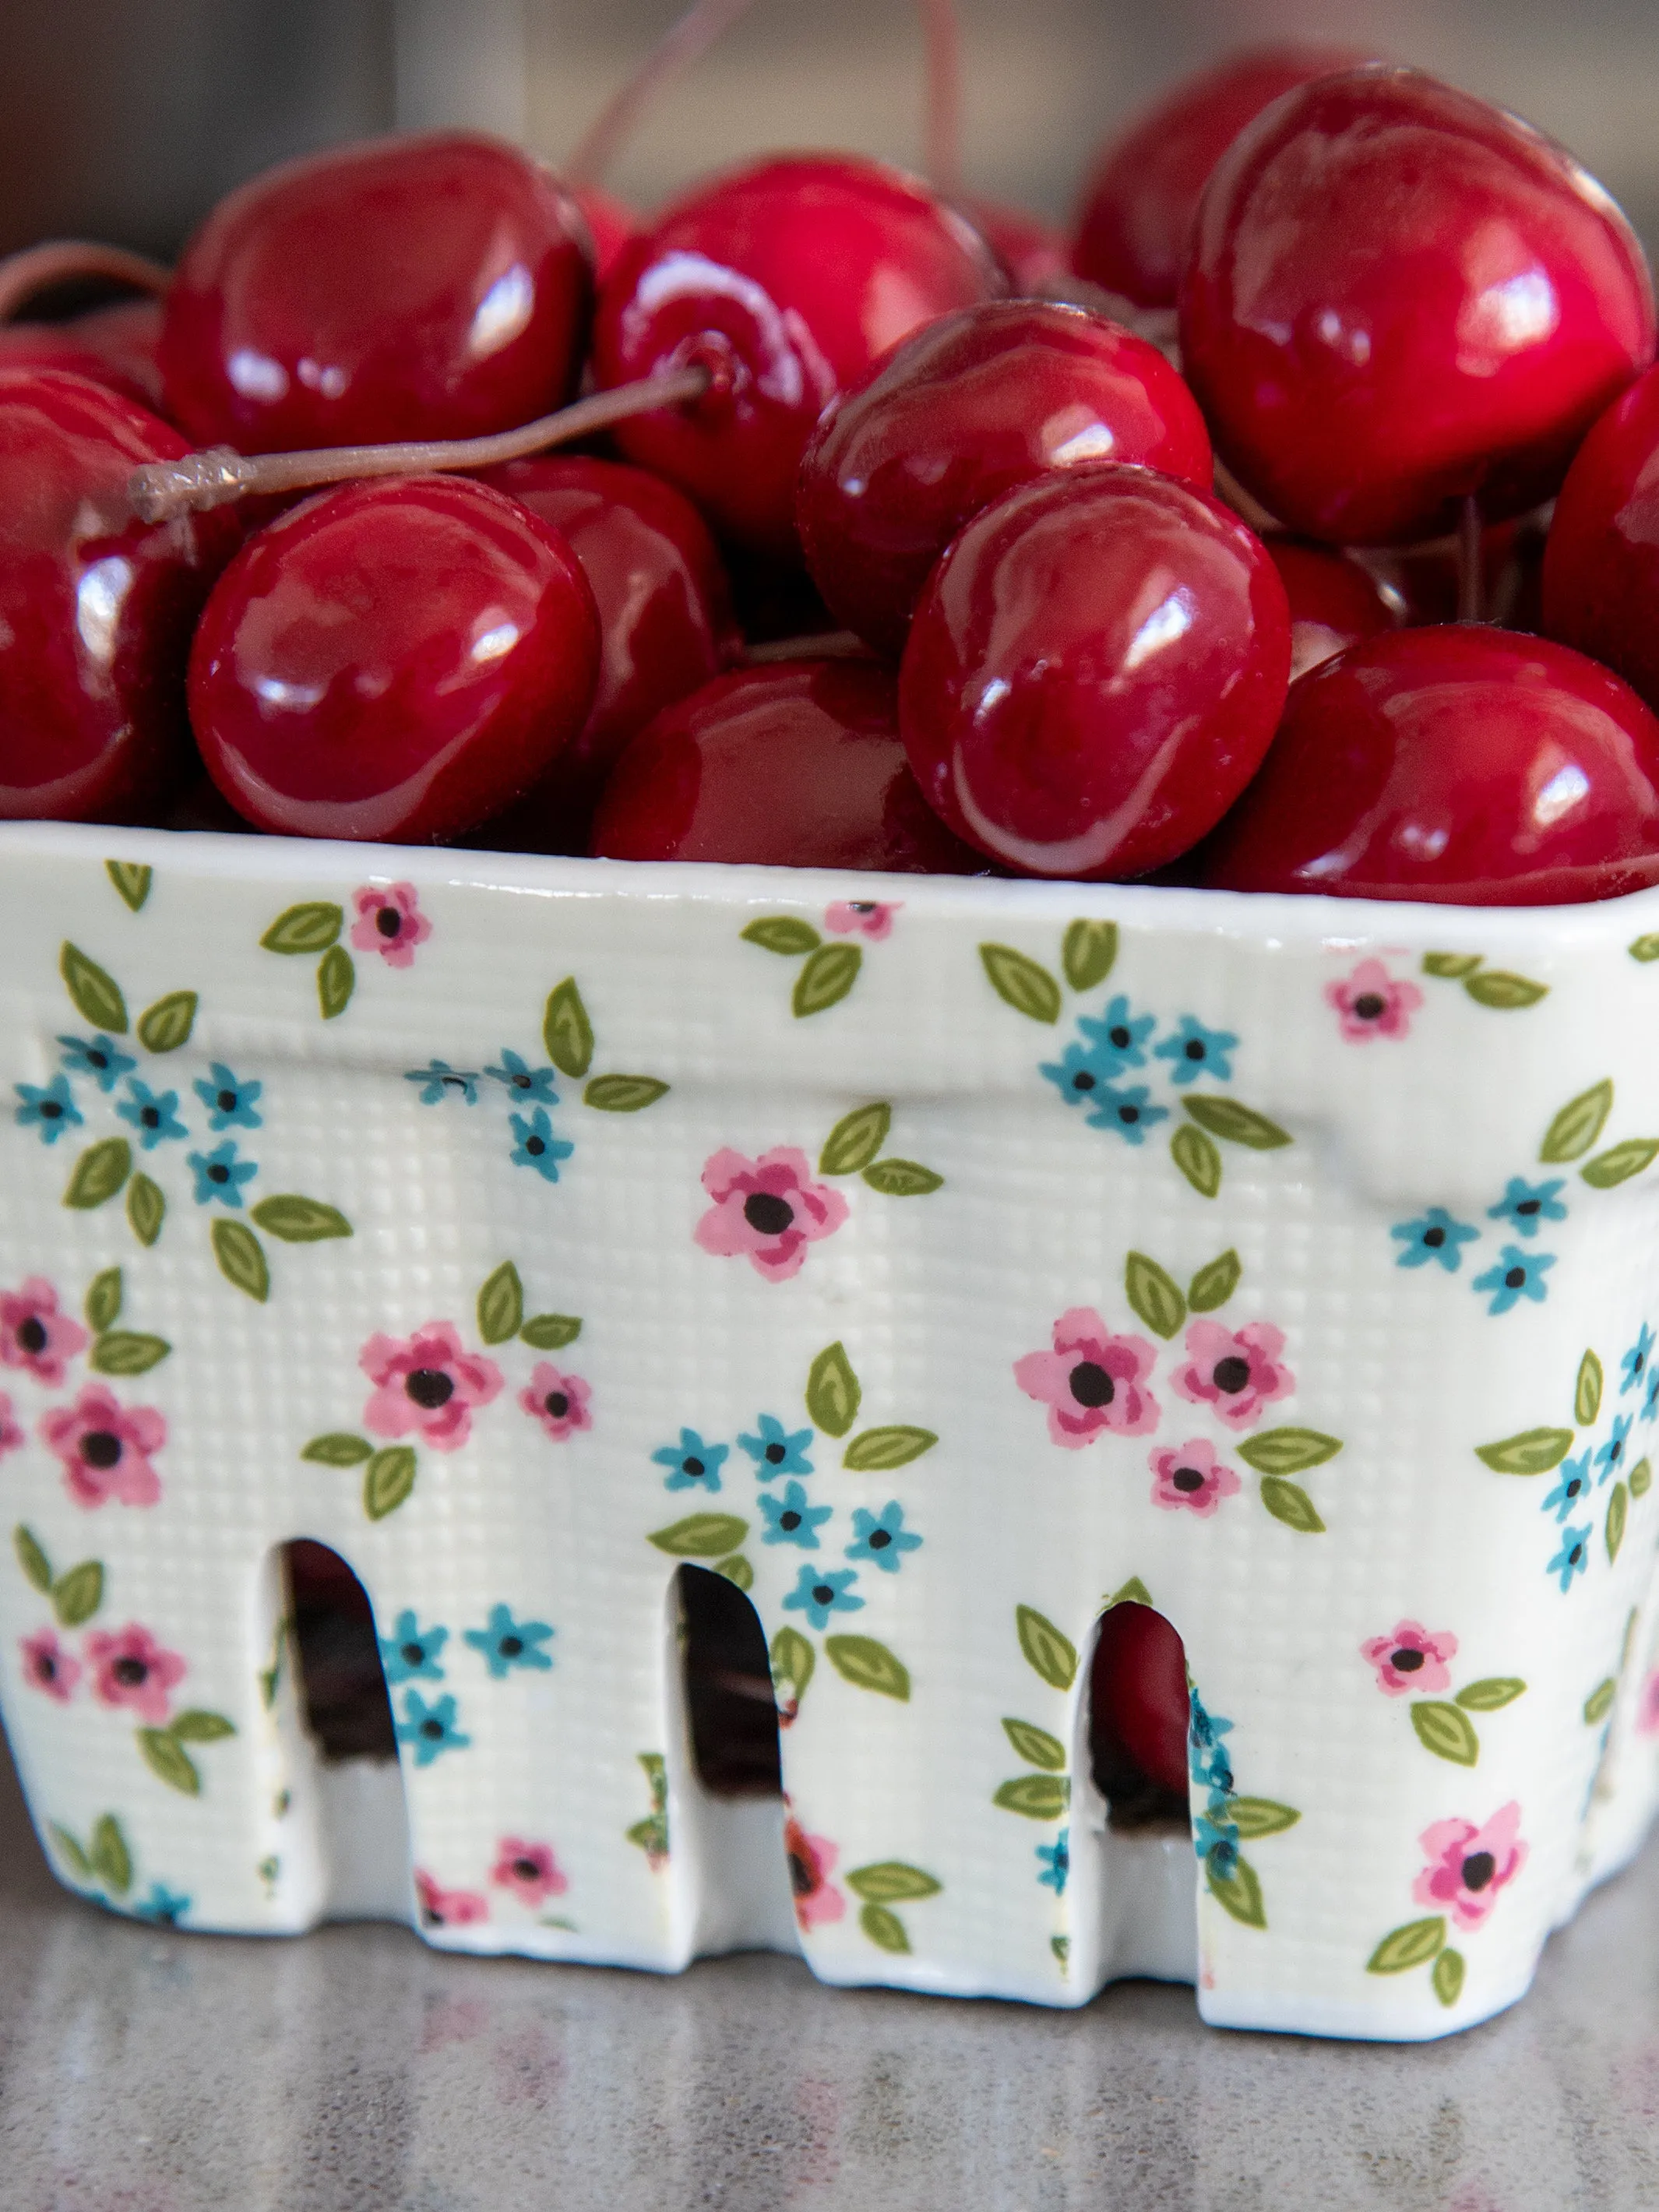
[1632,1456,1653,1500]
[1002,1717,1067,1771]
[211,1219,269,1301]
[648,1513,748,1558]
[1541,1078,1614,1164]
[1051,1935,1069,1968]
[641,1752,667,1813]
[1576,1350,1604,1427]
[770,1626,815,1704]
[1475,1426,1573,1475]
[261,902,343,954]
[1259,1477,1326,1533]
[364,1446,417,1521]
[1466,970,1548,1009]
[1432,1947,1465,2007]
[979,942,1061,1023]
[583,1074,670,1112]
[126,1171,164,1247]
[741,915,820,955]
[543,977,594,1078]
[861,1157,944,1196]
[89,1331,171,1377]
[1608,1481,1629,1563]
[843,1425,937,1471]
[105,860,152,913]
[794,942,861,1016]
[51,1562,103,1628]
[1016,1604,1077,1692]
[1228,1798,1301,1840]
[1367,1917,1446,1974]
[136,989,197,1054]
[1239,1428,1341,1476]
[1583,1139,1659,1189]
[825,1635,911,1700]
[1171,1122,1222,1198]
[1584,1677,1618,1725]
[714,1553,754,1591]
[1411,1700,1479,1766]
[14,1526,51,1594]
[250,1195,352,1242]
[1107,1576,1152,1610]
[859,1902,911,1953]
[1455,1678,1526,1712]
[61,942,128,1032]
[1423,951,1481,978]
[86,1266,122,1333]
[64,1138,131,1210]
[1188,1249,1241,1313]
[317,944,355,1020]
[139,1729,201,1795]
[477,1260,524,1346]
[1630,934,1659,963]
[848,1862,942,1903]
[994,1773,1071,1819]
[1125,1250,1185,1339]
[1062,918,1118,992]
[806,1341,861,1437]
[90,1812,132,1893]
[302,1433,374,1467]
[626,1813,668,1861]
[1207,1854,1267,1929]
[51,1824,93,1882]
[521,1312,582,1350]
[171,1709,236,1742]
[1182,1095,1291,1150]
[820,1102,891,1175]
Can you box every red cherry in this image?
[188,475,600,843]
[68,300,167,410]
[1198,626,1659,904]
[898,463,1290,879]
[1180,68,1657,545]
[959,196,1070,294]
[590,154,1002,556]
[161,132,593,453]
[0,318,155,411]
[1543,362,1659,710]
[0,368,239,822]
[798,300,1213,658]
[1090,1604,1189,1802]
[1073,44,1370,310]
[571,184,640,285]
[590,658,984,872]
[1266,537,1400,681]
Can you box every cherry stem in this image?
[125,365,713,524]
[1457,495,1483,623]
[745,631,872,664]
[565,0,764,187]
[0,240,171,323]
[918,0,963,199]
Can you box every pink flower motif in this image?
[1326,956,1422,1042]
[784,1815,845,1931]
[1637,1669,1659,1737]
[415,1869,489,1928]
[37,1384,165,1509]
[519,1363,592,1442]
[825,900,899,941]
[1412,1801,1527,1931]
[1361,1620,1459,1697]
[360,1322,503,1451]
[350,881,432,969]
[0,1392,22,1460]
[83,1622,186,1725]
[1,1277,89,1385]
[1014,1308,1160,1447]
[1150,1438,1242,1517]
[693,1147,851,1284]
[1171,1319,1293,1430]
[491,1837,569,1908]
[19,1627,79,1703]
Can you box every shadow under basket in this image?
[3,819,1659,2041]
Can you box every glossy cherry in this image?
[0,311,157,412]
[590,154,1002,556]
[1198,626,1659,904]
[1073,44,1370,310]
[161,132,593,453]
[798,299,1213,657]
[960,196,1070,294]
[1543,362,1659,712]
[1266,537,1400,681]
[571,183,639,284]
[1090,1603,1190,1803]
[1180,67,1657,545]
[0,368,240,822]
[590,658,984,872]
[188,475,601,843]
[899,463,1290,879]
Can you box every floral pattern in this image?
[351,882,432,969]
[361,1324,504,1451]
[1150,1439,1241,1518]
[1171,1320,1291,1430]
[694,1147,850,1282]
[83,1624,186,1726]
[1014,1309,1159,1446]
[784,1815,845,1929]
[1413,1803,1527,1930]
[520,1364,591,1441]
[1,1277,88,1383]
[1362,1622,1457,1697]
[492,1837,567,1909]
[39,1385,165,1509]
[1326,958,1422,1042]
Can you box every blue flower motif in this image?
[653,1428,727,1492]
[485,1048,559,1105]
[781,1565,864,1631]
[1542,1452,1594,1523]
[1076,995,1156,1072]
[1622,1324,1655,1397]
[1188,1692,1234,1795]
[192,1061,263,1131]
[187,1138,257,1208]
[1646,1366,1659,1425]
[463,1603,555,1678]
[116,1078,188,1150]
[134,1881,192,1925]
[404,1060,481,1104]
[1083,1083,1169,1145]
[1037,1830,1069,1894]
[738,1414,815,1479]
[1547,1524,1592,1594]
[1472,1245,1554,1316]
[15,1074,82,1146]
[758,1480,833,1549]
[1487,1176,1568,1239]
[1390,1206,1480,1273]
[845,1500,922,1574]
[1041,1036,1127,1114]
[57,1034,134,1093]
[1193,1805,1240,1879]
[1597,1414,1634,1485]
[1154,1015,1238,1087]
[396,1689,470,1765]
[379,1608,448,1685]
[510,1108,574,1183]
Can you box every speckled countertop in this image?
[2,1738,1657,2212]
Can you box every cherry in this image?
[1266,537,1400,681]
[590,658,984,872]
[1180,67,1657,545]
[66,301,167,410]
[898,463,1290,879]
[1090,1603,1189,1802]
[188,475,600,843]
[0,368,240,822]
[1543,362,1659,712]
[590,154,1003,556]
[1073,44,1371,310]
[0,315,157,412]
[1197,626,1659,904]
[571,185,639,285]
[160,132,593,454]
[960,197,1070,294]
[798,299,1213,658]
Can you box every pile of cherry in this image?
[11,44,1659,906]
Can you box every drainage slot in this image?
[283,1539,395,1763]
[1088,1602,1190,1831]
[679,1565,782,1798]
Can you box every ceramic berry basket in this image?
[3,816,1659,2041]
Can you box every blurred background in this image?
[3,0,1659,259]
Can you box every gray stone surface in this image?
[2,1742,1659,2208]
